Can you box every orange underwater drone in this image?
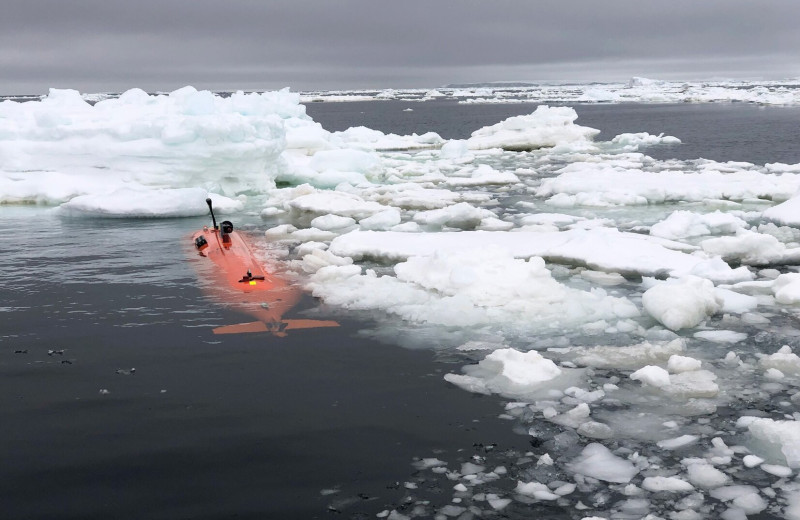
[191,198,338,336]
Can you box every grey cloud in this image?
[1,0,798,95]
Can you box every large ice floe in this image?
[7,85,800,519]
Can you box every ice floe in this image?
[465,105,599,151]
[642,276,722,330]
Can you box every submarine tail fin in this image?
[213,319,339,336]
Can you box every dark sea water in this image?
[0,209,519,519]
[306,100,800,165]
[2,101,799,519]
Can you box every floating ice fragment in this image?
[1,87,292,206]
[412,202,492,229]
[760,345,800,376]
[713,288,759,314]
[537,453,554,466]
[288,191,389,219]
[562,338,685,370]
[466,106,599,152]
[772,274,800,305]
[59,188,243,218]
[657,435,699,450]
[309,244,638,332]
[631,366,671,388]
[641,476,694,492]
[487,497,511,510]
[515,481,560,500]
[309,214,356,231]
[567,443,638,483]
[446,348,562,398]
[702,229,800,266]
[667,355,702,373]
[642,276,722,331]
[742,455,764,468]
[663,370,719,398]
[576,421,614,439]
[748,418,800,468]
[685,462,730,489]
[299,249,353,274]
[358,209,401,230]
[439,140,472,160]
[650,210,746,240]
[710,486,766,515]
[763,193,800,226]
[551,403,591,428]
[329,228,747,281]
[761,463,792,477]
[693,330,747,343]
[765,368,785,380]
[537,163,800,207]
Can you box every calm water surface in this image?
[307,100,800,165]
[0,209,518,519]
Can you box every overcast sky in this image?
[2,0,799,95]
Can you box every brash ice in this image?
[191,198,338,336]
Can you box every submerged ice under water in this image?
[4,84,800,519]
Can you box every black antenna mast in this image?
[205,198,218,230]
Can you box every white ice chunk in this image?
[576,421,614,440]
[630,365,671,388]
[685,462,730,489]
[515,481,560,500]
[445,164,520,186]
[58,187,242,218]
[538,162,800,207]
[310,214,356,231]
[702,229,800,266]
[760,345,800,376]
[772,274,800,305]
[288,191,389,219]
[641,476,694,492]
[467,106,600,152]
[567,443,638,483]
[609,132,681,152]
[642,276,722,330]
[309,245,638,332]
[333,126,443,152]
[710,486,766,515]
[445,348,563,398]
[742,455,764,468]
[299,249,353,274]
[650,210,746,240]
[358,209,402,231]
[439,140,471,160]
[667,355,702,373]
[329,229,748,281]
[748,418,800,468]
[714,288,759,314]
[308,149,382,178]
[663,370,719,398]
[693,330,748,343]
[563,339,685,370]
[1,87,293,205]
[657,435,699,450]
[763,193,800,226]
[761,463,792,477]
[412,202,493,230]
